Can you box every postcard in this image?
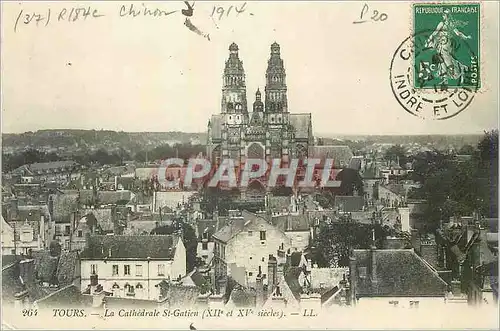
[1,1,498,330]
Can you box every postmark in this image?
[390,3,480,120]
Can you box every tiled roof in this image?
[212,218,246,243]
[12,161,79,175]
[212,211,272,243]
[32,250,79,286]
[270,214,309,232]
[158,281,200,306]
[1,263,22,302]
[51,193,79,223]
[352,249,448,297]
[81,235,179,260]
[289,114,311,140]
[267,196,290,212]
[334,196,364,212]
[284,266,303,300]
[382,183,406,197]
[309,145,353,168]
[98,191,133,205]
[35,285,92,308]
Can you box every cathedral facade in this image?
[207,42,313,168]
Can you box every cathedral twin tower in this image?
[221,42,288,119]
[207,42,312,168]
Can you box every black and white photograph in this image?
[1,1,498,329]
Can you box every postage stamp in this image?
[413,3,480,90]
[389,2,481,120]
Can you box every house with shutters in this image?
[79,235,186,301]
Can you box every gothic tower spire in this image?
[221,43,248,116]
[264,42,288,113]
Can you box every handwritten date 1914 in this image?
[14,6,104,32]
[211,2,247,21]
[353,3,388,24]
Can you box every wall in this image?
[81,259,175,300]
[197,241,215,264]
[285,231,310,251]
[225,220,291,286]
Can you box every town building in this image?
[79,235,186,301]
[212,210,292,292]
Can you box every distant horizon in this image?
[1,127,493,137]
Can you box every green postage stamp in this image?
[413,3,480,90]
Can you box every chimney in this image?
[410,229,421,253]
[370,247,377,284]
[39,214,46,249]
[348,257,357,306]
[114,176,118,191]
[152,191,157,212]
[10,198,19,220]
[286,215,292,231]
[90,273,99,295]
[450,279,461,296]
[256,273,265,307]
[267,255,277,294]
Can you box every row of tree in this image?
[408,130,498,231]
[2,144,207,172]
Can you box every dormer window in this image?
[235,103,242,111]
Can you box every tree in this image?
[458,144,475,155]
[384,145,408,167]
[311,215,387,267]
[150,219,199,272]
[336,168,364,196]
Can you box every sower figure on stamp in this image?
[425,9,471,86]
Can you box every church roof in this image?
[309,145,353,167]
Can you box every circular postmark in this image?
[390,29,479,120]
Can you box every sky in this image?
[1,1,499,135]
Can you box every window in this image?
[248,231,253,236]
[202,232,208,239]
[135,265,143,277]
[124,265,130,276]
[260,231,266,241]
[112,265,119,276]
[65,225,70,235]
[359,267,368,279]
[126,283,134,296]
[11,249,15,255]
[249,272,253,276]
[158,264,165,276]
[77,230,83,238]
[20,229,34,242]
[202,242,208,250]
[91,264,98,275]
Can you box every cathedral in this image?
[206,42,313,167]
